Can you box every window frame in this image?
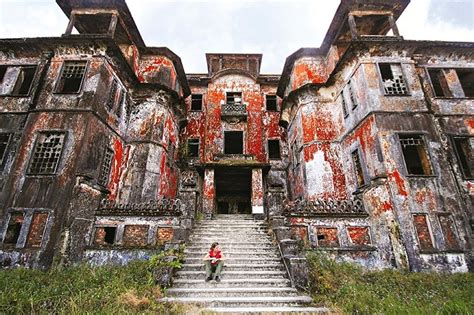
[1,208,51,249]
[54,60,88,94]
[346,226,372,246]
[26,131,67,176]
[223,130,244,155]
[187,138,200,158]
[0,64,38,97]
[98,147,114,187]
[351,148,366,188]
[191,94,203,111]
[376,62,410,96]
[412,213,435,252]
[226,92,243,105]
[397,133,435,177]
[450,135,473,180]
[0,132,12,169]
[265,94,278,111]
[267,139,281,160]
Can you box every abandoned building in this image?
[0,0,473,280]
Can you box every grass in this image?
[307,251,474,314]
[0,249,195,314]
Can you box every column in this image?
[251,168,264,214]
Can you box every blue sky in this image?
[0,0,473,74]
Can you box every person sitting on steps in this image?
[203,242,225,282]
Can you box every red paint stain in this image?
[108,138,124,200]
[388,170,408,197]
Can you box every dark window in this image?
[28,132,65,175]
[268,139,281,159]
[106,79,118,109]
[0,133,12,167]
[224,131,243,154]
[399,134,432,175]
[316,227,339,247]
[379,63,408,95]
[98,148,114,187]
[0,66,7,83]
[457,69,474,98]
[452,137,473,178]
[226,92,242,105]
[428,69,452,97]
[341,93,348,118]
[3,212,24,245]
[351,150,365,187]
[11,66,36,96]
[191,94,203,111]
[187,139,199,158]
[56,61,87,93]
[413,214,434,251]
[266,95,277,111]
[348,80,358,109]
[104,227,116,244]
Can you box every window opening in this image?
[379,63,408,95]
[348,80,358,109]
[104,227,116,245]
[399,134,432,175]
[3,212,24,245]
[106,79,118,109]
[224,131,243,154]
[452,137,473,178]
[226,92,242,105]
[11,66,36,96]
[351,150,365,187]
[413,214,434,251]
[0,133,12,167]
[341,93,348,118]
[56,61,87,93]
[268,139,281,159]
[457,69,474,97]
[266,94,277,111]
[191,94,203,111]
[0,66,7,83]
[117,89,125,117]
[187,139,199,158]
[28,132,65,175]
[428,69,452,97]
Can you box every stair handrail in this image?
[275,236,311,293]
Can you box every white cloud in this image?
[0,0,472,73]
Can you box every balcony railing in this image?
[221,102,247,118]
[283,196,367,217]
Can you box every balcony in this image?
[221,102,247,120]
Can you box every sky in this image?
[0,0,473,74]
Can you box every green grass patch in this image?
[307,251,474,314]
[0,249,193,314]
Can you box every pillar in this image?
[203,168,215,219]
[251,168,264,214]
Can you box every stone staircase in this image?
[162,214,327,314]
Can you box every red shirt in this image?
[209,249,221,266]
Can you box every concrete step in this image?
[184,252,281,259]
[181,263,285,271]
[186,245,275,251]
[183,257,282,264]
[160,296,314,308]
[206,306,330,314]
[174,270,288,279]
[188,241,272,246]
[172,278,292,288]
[166,287,299,298]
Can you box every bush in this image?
[307,251,474,314]
[0,248,187,314]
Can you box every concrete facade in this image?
[0,0,472,273]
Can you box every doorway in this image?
[215,167,251,214]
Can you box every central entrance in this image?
[215,167,252,214]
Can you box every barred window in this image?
[98,148,114,187]
[348,80,358,109]
[106,79,118,109]
[351,149,365,187]
[379,63,408,95]
[340,93,348,118]
[56,61,87,93]
[0,133,12,167]
[399,134,432,175]
[28,132,65,175]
